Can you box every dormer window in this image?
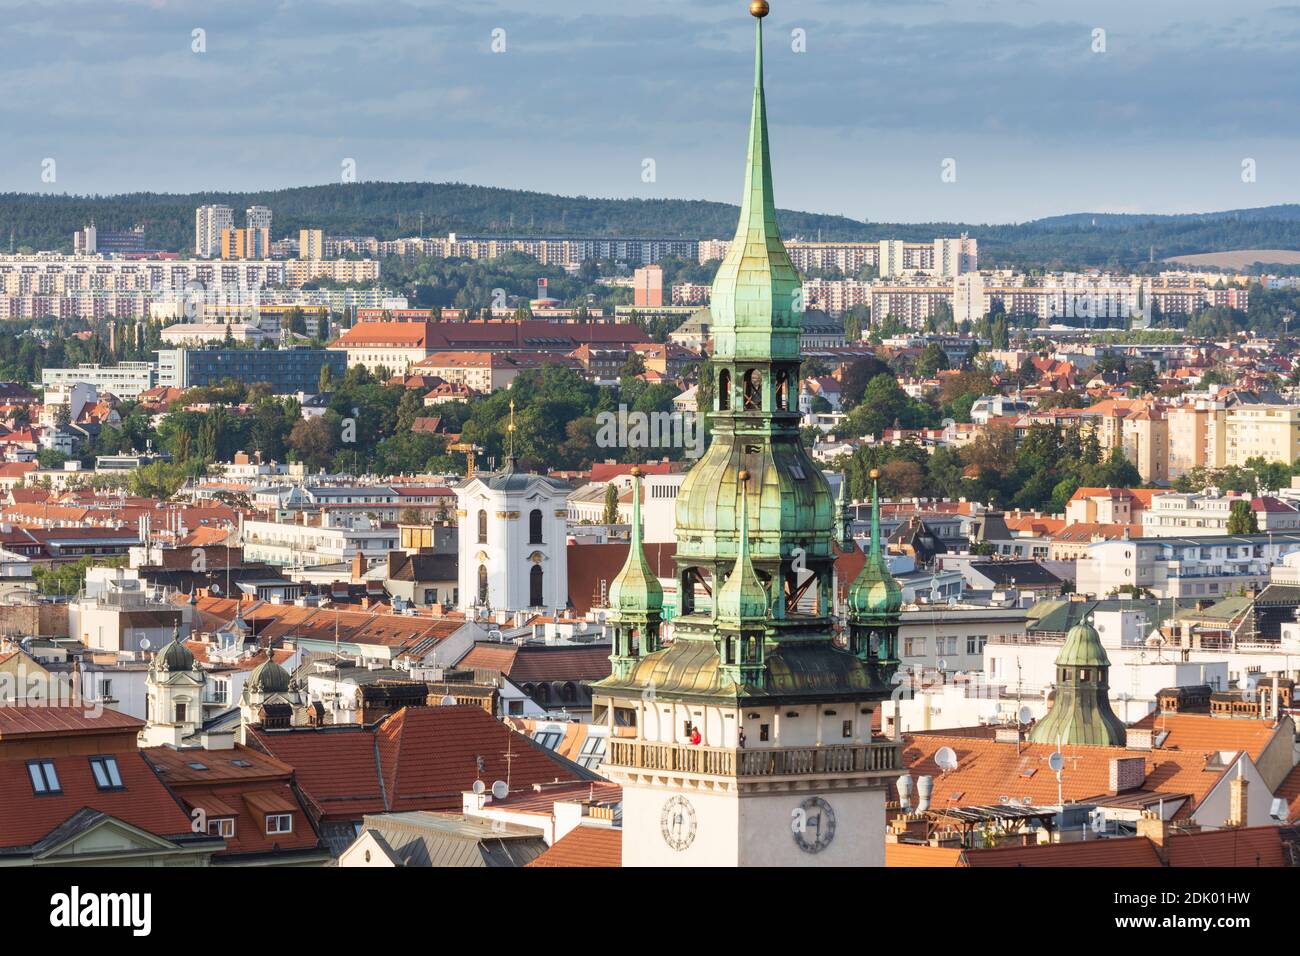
[89,756,124,791]
[266,813,293,835]
[208,818,236,838]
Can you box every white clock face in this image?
[791,796,836,854]
[660,795,698,851]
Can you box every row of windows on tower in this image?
[477,509,546,544]
[717,368,791,412]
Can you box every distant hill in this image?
[3,182,1300,269]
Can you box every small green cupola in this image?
[846,468,901,682]
[155,622,194,673]
[247,649,291,695]
[1029,617,1127,747]
[606,468,665,679]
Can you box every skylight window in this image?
[28,760,61,795]
[89,756,123,790]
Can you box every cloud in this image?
[0,0,1295,221]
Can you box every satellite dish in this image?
[439,694,456,706]
[937,658,948,672]
[999,795,1010,805]
[1022,796,1033,806]
[1048,751,1065,773]
[471,780,485,795]
[139,638,151,651]
[491,780,509,801]
[1018,705,1034,725]
[935,746,958,772]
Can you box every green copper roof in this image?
[715,476,768,623]
[1029,618,1127,747]
[847,474,902,619]
[708,14,802,364]
[247,650,291,694]
[1056,620,1112,668]
[155,623,194,672]
[606,471,664,616]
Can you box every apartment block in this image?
[195,204,234,258]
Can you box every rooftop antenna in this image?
[507,398,516,461]
[1049,739,1066,807]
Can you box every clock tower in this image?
[591,0,902,867]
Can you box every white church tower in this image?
[141,625,206,747]
[456,442,570,615]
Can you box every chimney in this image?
[1108,756,1146,795]
[1227,759,1249,828]
[387,550,403,579]
[351,551,366,583]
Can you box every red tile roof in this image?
[902,733,1234,819]
[1163,826,1288,867]
[527,825,622,867]
[1128,712,1280,759]
[0,751,194,850]
[0,705,143,740]
[144,745,321,859]
[567,541,676,615]
[248,705,588,823]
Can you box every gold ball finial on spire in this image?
[738,469,750,482]
[869,468,880,480]
[630,466,641,478]
[749,0,769,17]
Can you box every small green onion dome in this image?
[1056,619,1111,668]
[247,650,291,694]
[156,625,194,672]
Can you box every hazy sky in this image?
[3,0,1299,224]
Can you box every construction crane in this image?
[448,442,482,479]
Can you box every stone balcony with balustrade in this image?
[604,737,902,787]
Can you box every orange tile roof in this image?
[1272,763,1300,823]
[902,734,1232,818]
[963,836,1163,867]
[884,842,966,867]
[249,705,588,824]
[1128,713,1280,760]
[1163,826,1288,867]
[527,825,622,867]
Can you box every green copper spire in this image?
[607,469,664,616]
[848,469,902,619]
[715,470,769,624]
[595,2,892,707]
[709,2,803,364]
[1029,617,1127,747]
[605,468,664,680]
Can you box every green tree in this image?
[1227,499,1259,534]
[603,482,620,525]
